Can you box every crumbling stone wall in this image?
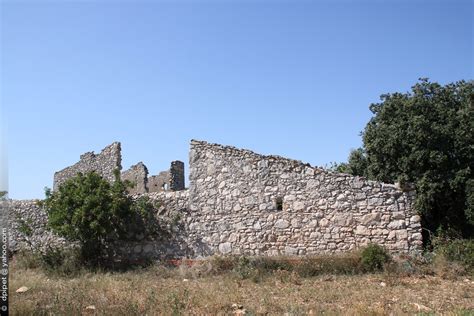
[148,161,185,193]
[53,142,184,194]
[9,139,423,259]
[53,142,121,190]
[122,162,148,195]
[148,171,171,193]
[8,200,69,252]
[7,192,192,260]
[187,140,422,256]
[170,161,185,191]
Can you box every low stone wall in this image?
[8,200,69,253]
[7,192,192,260]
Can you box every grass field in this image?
[9,254,474,315]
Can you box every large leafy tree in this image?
[345,79,473,239]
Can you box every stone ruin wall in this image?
[7,192,191,260]
[148,171,171,192]
[121,162,149,195]
[170,161,185,191]
[8,140,423,259]
[147,162,185,193]
[8,200,69,253]
[53,142,184,194]
[53,142,122,190]
[186,140,422,256]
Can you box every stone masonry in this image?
[53,142,121,190]
[9,140,423,259]
[186,140,422,256]
[121,162,149,195]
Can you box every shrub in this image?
[14,247,83,277]
[434,238,474,270]
[360,244,391,271]
[233,256,254,279]
[252,256,293,272]
[209,256,236,274]
[39,246,83,277]
[295,253,363,277]
[14,250,42,270]
[42,170,158,267]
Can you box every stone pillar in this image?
[170,161,185,191]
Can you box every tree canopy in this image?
[342,79,473,240]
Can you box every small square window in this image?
[275,197,283,211]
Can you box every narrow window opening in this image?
[276,197,283,211]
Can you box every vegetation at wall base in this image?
[335,79,474,241]
[10,245,474,315]
[41,170,160,268]
[360,243,391,272]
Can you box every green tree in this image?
[344,79,473,239]
[42,170,154,266]
[329,148,368,177]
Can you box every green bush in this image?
[14,250,42,270]
[360,244,391,271]
[42,170,158,267]
[39,246,83,277]
[14,247,83,277]
[434,238,474,270]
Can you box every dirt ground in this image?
[9,262,474,315]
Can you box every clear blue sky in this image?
[1,0,472,199]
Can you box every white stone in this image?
[387,220,405,229]
[293,201,305,211]
[306,179,319,189]
[284,246,298,255]
[355,225,370,235]
[410,215,421,223]
[395,230,408,240]
[361,213,381,225]
[291,218,301,228]
[391,212,405,220]
[219,242,232,254]
[274,219,290,229]
[319,218,329,227]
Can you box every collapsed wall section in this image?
[10,139,423,260]
[121,162,148,194]
[53,142,185,194]
[148,161,186,193]
[188,140,423,256]
[53,142,122,190]
[170,161,185,191]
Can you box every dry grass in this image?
[10,256,474,315]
